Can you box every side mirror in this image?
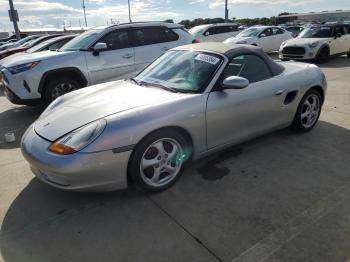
[205,31,210,36]
[221,76,249,89]
[93,42,107,56]
[335,33,342,39]
[259,33,266,38]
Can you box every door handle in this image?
[275,89,285,95]
[123,53,133,59]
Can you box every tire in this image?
[347,52,350,58]
[316,47,329,64]
[44,76,82,104]
[128,129,191,193]
[291,89,322,133]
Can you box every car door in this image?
[132,26,181,73]
[257,28,274,52]
[330,26,346,54]
[85,28,135,85]
[206,54,289,149]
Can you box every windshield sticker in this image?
[195,54,220,65]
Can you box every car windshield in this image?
[26,38,55,53]
[236,28,260,37]
[299,26,332,38]
[134,50,222,93]
[189,26,207,36]
[17,36,34,45]
[60,29,101,51]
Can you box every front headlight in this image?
[49,119,106,155]
[308,42,319,48]
[8,61,40,74]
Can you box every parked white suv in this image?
[280,24,350,62]
[224,26,293,52]
[189,23,240,42]
[0,22,194,105]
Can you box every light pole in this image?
[82,0,87,27]
[225,0,229,22]
[8,0,20,40]
[128,0,132,23]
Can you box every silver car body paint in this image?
[21,44,327,192]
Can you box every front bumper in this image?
[0,68,42,105]
[21,125,131,192]
[279,46,317,60]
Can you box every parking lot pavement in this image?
[0,56,349,262]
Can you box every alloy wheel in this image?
[51,82,77,100]
[140,138,184,187]
[300,94,320,129]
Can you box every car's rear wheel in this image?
[292,89,322,133]
[316,47,329,63]
[129,130,190,192]
[44,76,81,104]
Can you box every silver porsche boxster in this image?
[21,43,327,192]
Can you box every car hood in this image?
[0,50,69,67]
[34,80,187,141]
[284,38,327,46]
[0,47,26,57]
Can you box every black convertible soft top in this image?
[175,43,285,76]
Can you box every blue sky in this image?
[0,0,349,31]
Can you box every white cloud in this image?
[208,0,321,9]
[0,0,181,31]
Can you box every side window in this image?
[333,26,345,36]
[205,27,218,36]
[217,26,230,34]
[164,28,179,41]
[272,28,284,35]
[133,27,170,46]
[260,28,273,37]
[223,54,272,83]
[98,30,130,50]
[48,39,70,50]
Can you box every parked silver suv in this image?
[0,22,194,105]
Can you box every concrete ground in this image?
[0,56,349,262]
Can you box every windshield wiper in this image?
[140,81,180,93]
[129,78,142,86]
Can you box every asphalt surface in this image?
[0,55,349,262]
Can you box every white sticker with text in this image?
[195,54,220,65]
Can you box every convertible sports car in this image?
[21,43,327,192]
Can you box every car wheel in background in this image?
[44,76,81,104]
[347,50,350,58]
[316,47,329,63]
[291,88,322,133]
[129,129,191,193]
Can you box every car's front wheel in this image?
[292,89,322,133]
[129,130,191,192]
[316,47,329,63]
[44,76,81,104]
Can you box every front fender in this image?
[81,94,208,160]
